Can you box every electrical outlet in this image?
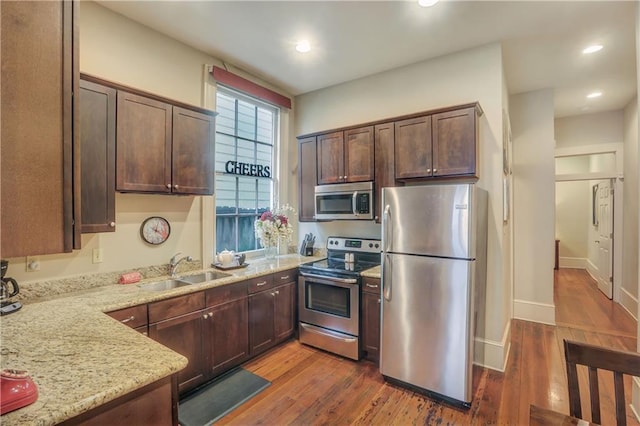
[26,256,40,272]
[92,248,104,264]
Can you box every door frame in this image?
[555,143,624,303]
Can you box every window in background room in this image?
[215,87,278,253]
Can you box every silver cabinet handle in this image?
[366,283,379,289]
[427,168,432,173]
[166,183,171,189]
[256,281,267,286]
[433,168,437,173]
[121,316,135,324]
[109,222,115,227]
[174,184,179,190]
[280,275,290,280]
[275,290,279,295]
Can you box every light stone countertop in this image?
[361,265,381,278]
[0,254,321,426]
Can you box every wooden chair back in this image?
[564,339,640,426]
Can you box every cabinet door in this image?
[274,282,295,342]
[208,298,249,377]
[394,115,433,180]
[374,122,396,223]
[80,79,116,233]
[298,136,317,222]
[432,107,478,177]
[362,278,381,363]
[172,107,215,195]
[1,0,78,257]
[116,91,172,193]
[317,131,344,184]
[249,290,276,355]
[148,310,206,393]
[344,126,374,182]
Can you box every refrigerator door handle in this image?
[383,253,392,301]
[383,204,391,252]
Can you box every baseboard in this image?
[473,321,511,372]
[586,259,598,281]
[558,257,587,269]
[619,288,639,321]
[631,377,640,423]
[513,299,556,325]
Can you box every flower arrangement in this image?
[254,204,295,250]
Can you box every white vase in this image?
[264,245,277,259]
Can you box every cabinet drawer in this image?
[273,269,296,284]
[206,281,248,307]
[107,304,148,329]
[247,275,275,294]
[362,278,381,295]
[149,292,205,323]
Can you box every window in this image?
[215,86,278,253]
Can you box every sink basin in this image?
[178,271,231,284]
[138,279,192,291]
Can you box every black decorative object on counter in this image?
[0,259,22,315]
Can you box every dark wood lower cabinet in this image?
[362,278,381,364]
[60,375,177,426]
[208,297,249,376]
[249,280,296,356]
[148,310,206,393]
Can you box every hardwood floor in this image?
[219,269,638,425]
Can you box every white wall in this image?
[295,43,510,371]
[555,111,624,148]
[555,180,590,262]
[510,89,556,325]
[622,97,639,318]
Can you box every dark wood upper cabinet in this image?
[394,115,433,180]
[1,0,80,257]
[432,107,478,177]
[317,127,374,185]
[80,79,116,233]
[116,92,173,193]
[297,136,317,222]
[344,126,375,183]
[171,107,215,195]
[317,131,345,185]
[374,123,396,223]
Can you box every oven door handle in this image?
[299,272,358,284]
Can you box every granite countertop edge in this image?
[0,254,329,425]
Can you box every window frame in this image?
[214,85,280,255]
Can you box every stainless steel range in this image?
[298,236,381,360]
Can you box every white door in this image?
[595,179,613,299]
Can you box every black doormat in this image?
[178,368,271,426]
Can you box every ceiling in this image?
[97,1,637,118]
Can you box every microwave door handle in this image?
[352,191,358,216]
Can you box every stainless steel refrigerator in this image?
[380,183,487,407]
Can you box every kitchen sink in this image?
[178,271,231,284]
[138,279,192,291]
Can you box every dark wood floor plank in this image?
[212,268,638,426]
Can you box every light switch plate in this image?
[92,248,104,264]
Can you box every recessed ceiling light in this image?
[587,91,602,99]
[295,40,311,53]
[418,0,439,7]
[582,44,603,54]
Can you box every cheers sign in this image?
[225,161,271,178]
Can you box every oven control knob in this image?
[375,243,379,248]
[369,243,373,248]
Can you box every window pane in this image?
[216,216,236,253]
[215,87,277,253]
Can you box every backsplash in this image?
[14,260,201,305]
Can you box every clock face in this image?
[140,217,171,245]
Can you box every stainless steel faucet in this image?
[169,252,193,277]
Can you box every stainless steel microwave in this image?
[314,182,374,220]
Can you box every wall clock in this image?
[140,216,171,245]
